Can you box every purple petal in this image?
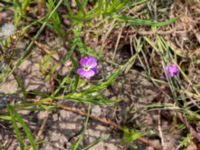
[80,56,97,67]
[80,57,89,67]
[86,57,97,68]
[77,68,95,79]
[77,68,85,77]
[166,64,180,78]
[91,67,97,74]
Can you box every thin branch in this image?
[36,113,49,141]
[42,101,163,150]
[158,110,165,149]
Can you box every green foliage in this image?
[82,134,110,150]
[0,115,12,120]
[113,15,179,27]
[65,0,130,21]
[47,0,65,38]
[13,0,31,26]
[40,68,121,105]
[15,75,27,97]
[121,127,144,149]
[21,0,31,14]
[13,0,22,26]
[72,23,101,57]
[9,105,25,150]
[178,133,193,148]
[80,68,121,95]
[38,104,56,111]
[8,105,37,150]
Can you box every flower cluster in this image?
[77,56,97,80]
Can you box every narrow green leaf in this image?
[8,105,25,150]
[21,0,31,14]
[113,15,179,27]
[47,0,65,38]
[81,68,121,95]
[71,104,91,150]
[15,75,27,97]
[75,0,85,16]
[82,0,89,9]
[71,133,84,150]
[82,134,110,150]
[8,105,37,150]
[63,0,73,16]
[39,104,56,111]
[0,115,12,120]
[13,0,21,26]
[122,127,144,144]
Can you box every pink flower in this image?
[77,56,97,80]
[165,64,180,78]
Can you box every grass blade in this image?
[8,105,37,150]
[71,104,91,150]
[13,0,21,26]
[8,105,25,150]
[47,0,65,38]
[81,68,121,95]
[82,134,110,150]
[21,0,31,14]
[113,15,179,27]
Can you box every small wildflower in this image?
[165,64,180,78]
[0,23,15,40]
[77,56,97,80]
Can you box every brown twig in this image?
[39,102,163,150]
[34,76,54,144]
[137,29,190,35]
[24,34,60,61]
[36,113,49,141]
[158,110,165,149]
[1,96,163,149]
[24,33,71,68]
[27,98,163,149]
